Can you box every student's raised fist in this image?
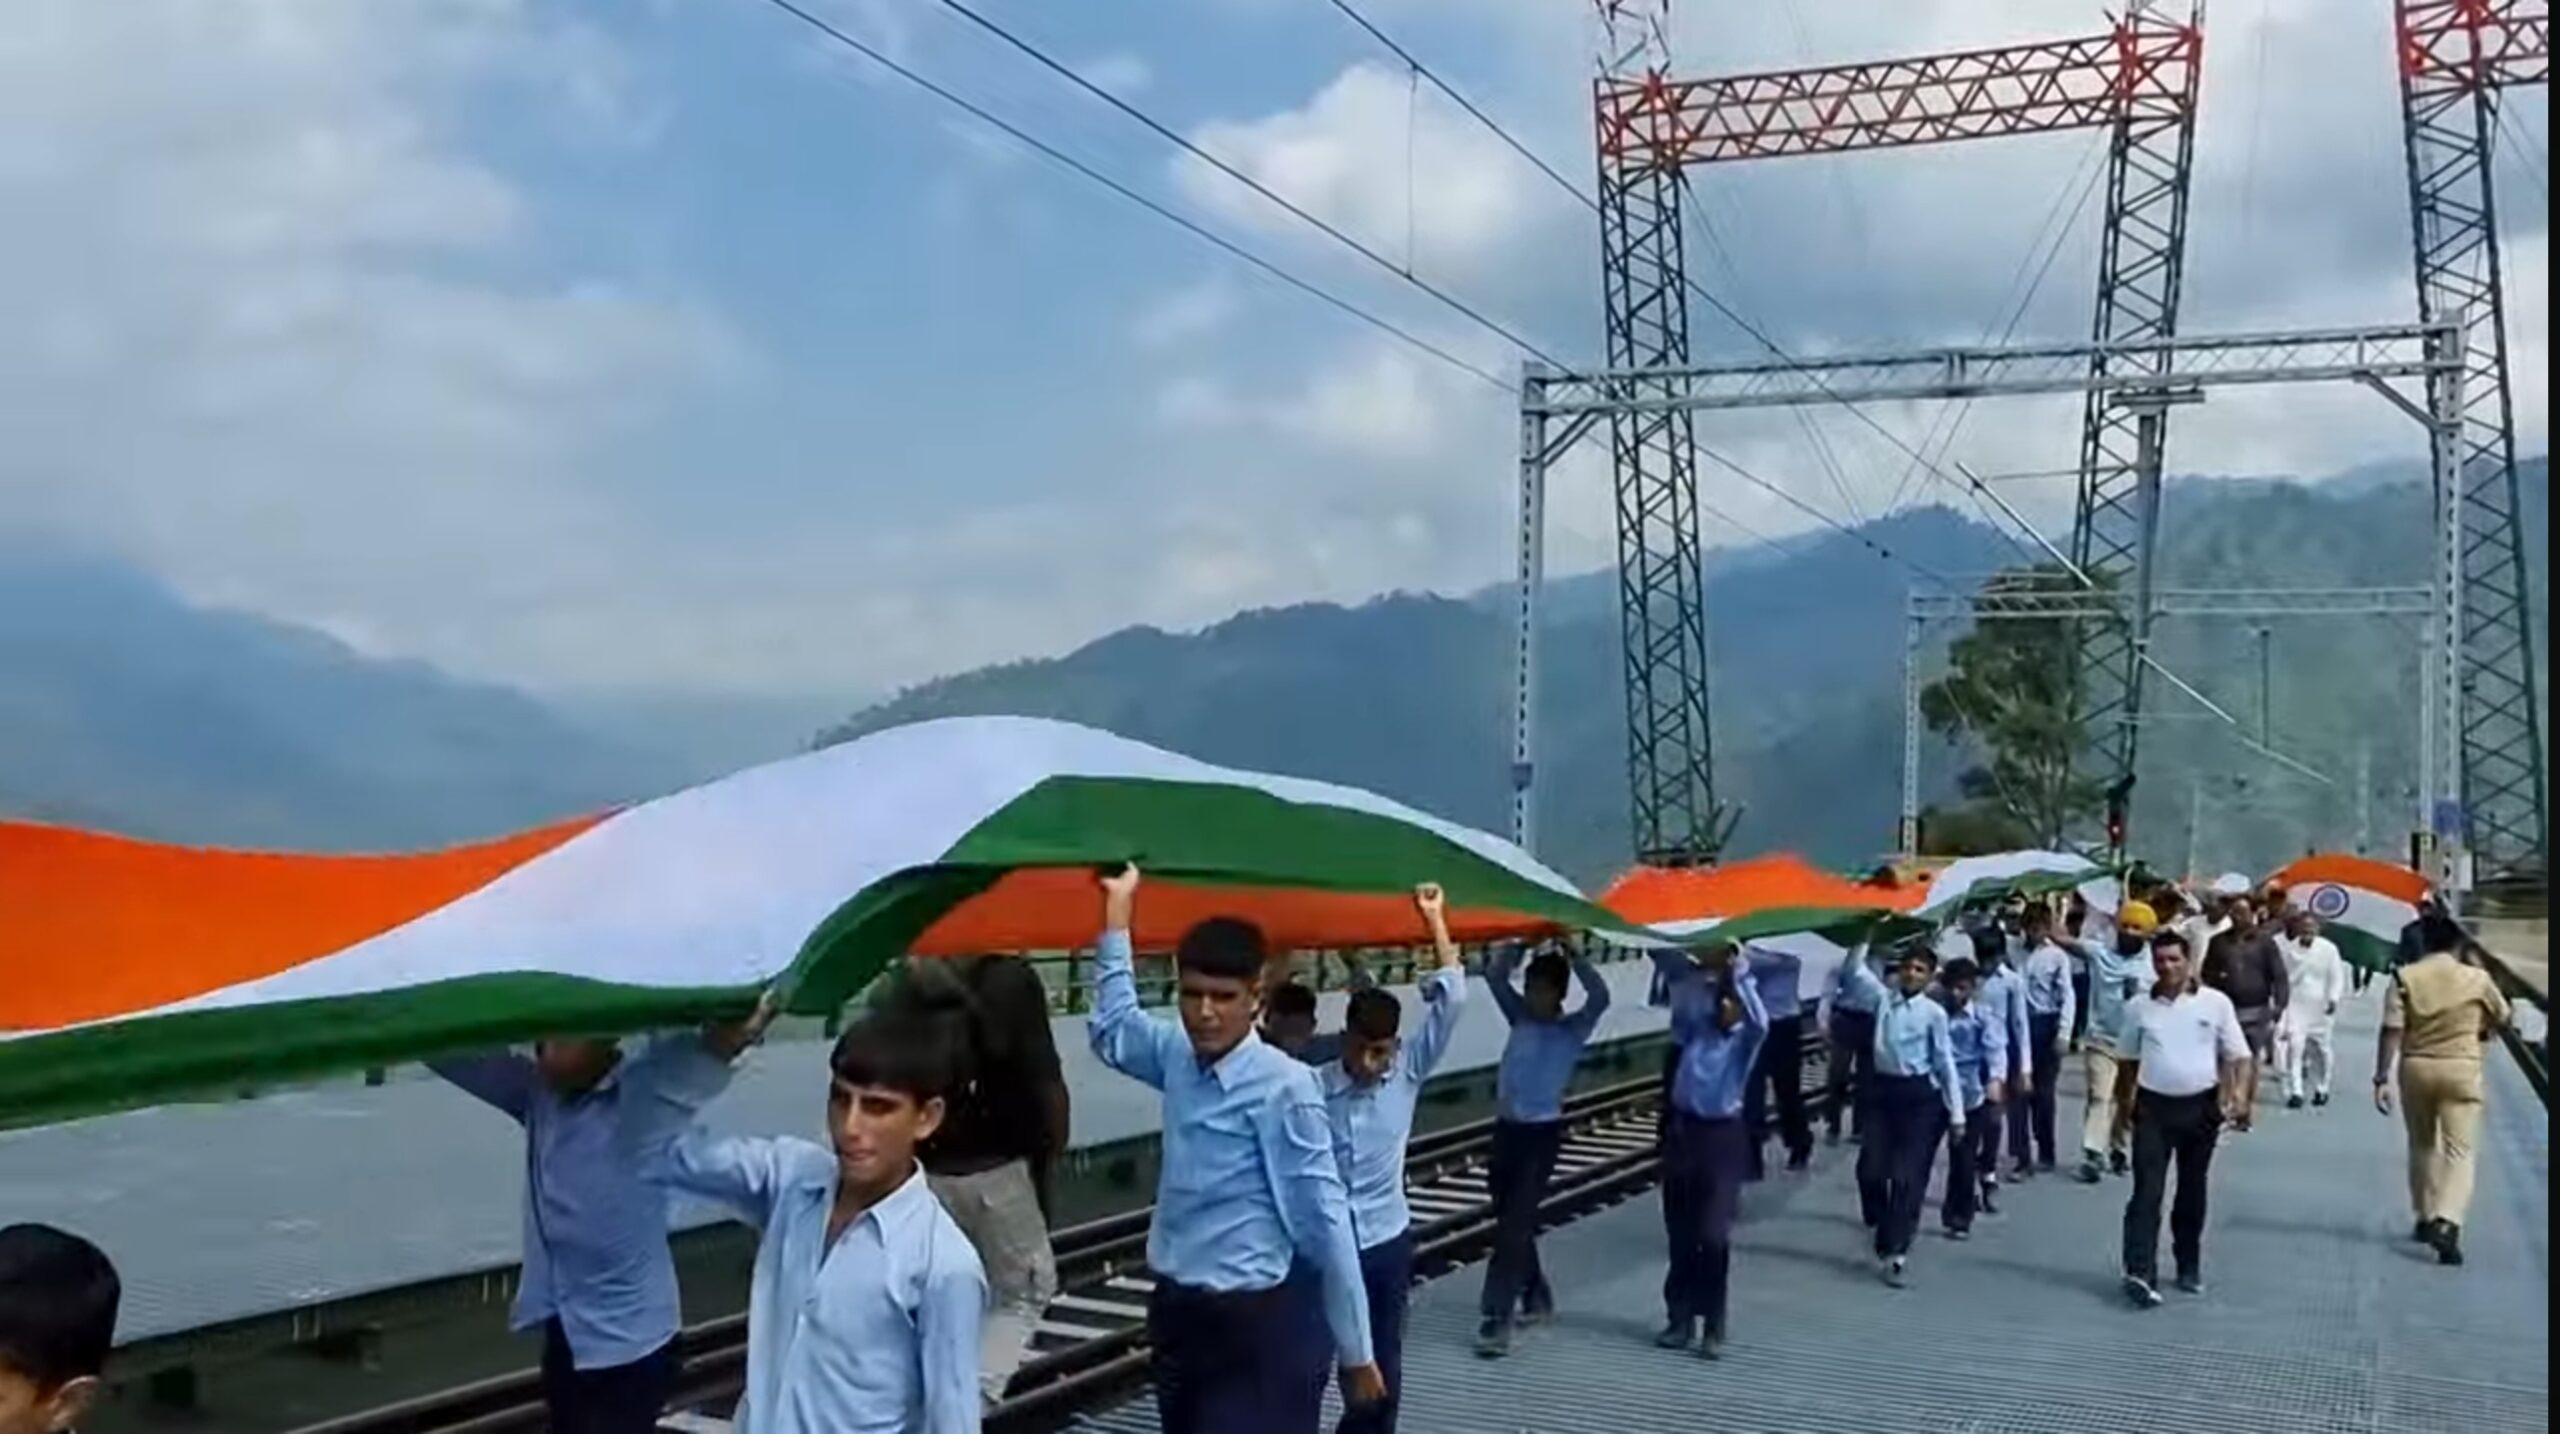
[1098,862,1142,899]
[704,986,782,1062]
[1414,882,1447,920]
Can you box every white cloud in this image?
[1152,332,1505,465]
[1131,279,1242,348]
[1176,62,1548,277]
[1081,51,1154,97]
[0,0,743,689]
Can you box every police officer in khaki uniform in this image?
[2374,917,2514,1266]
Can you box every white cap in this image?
[2209,872,2250,896]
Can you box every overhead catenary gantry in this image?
[2394,0,2550,890]
[1520,318,2475,866]
[1562,2,2204,867]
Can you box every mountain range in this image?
[2,458,2543,884]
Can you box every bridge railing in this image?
[2464,927,2547,1104]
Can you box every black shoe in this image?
[2110,1151,2130,1176]
[2432,1223,2465,1266]
[2123,1275,2165,1309]
[1519,1302,1555,1329]
[1944,1224,1973,1242]
[2037,1158,2058,1174]
[2073,1160,2103,1185]
[2313,1092,2331,1108]
[1697,1330,1726,1361]
[2413,1218,2436,1243]
[1474,1320,1513,1358]
[1654,1317,1697,1351]
[2174,1271,2206,1296]
[1980,1186,2002,1216]
[2287,1094,2306,1110]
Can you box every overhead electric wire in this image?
[2493,104,2551,205]
[1317,0,1592,205]
[923,0,1574,369]
[1316,0,2026,532]
[1880,131,2110,516]
[745,0,1508,388]
[1681,181,1872,525]
[768,0,1971,600]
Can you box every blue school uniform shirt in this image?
[1317,967,1468,1249]
[1486,946,1613,1123]
[1828,949,1885,1017]
[1975,963,2034,1075]
[1837,959,1967,1127]
[430,1039,703,1370]
[641,1047,985,1434]
[1655,953,1771,1119]
[1086,928,1374,1367]
[1935,992,2008,1111]
[2020,939,2079,1034]
[1743,944,1804,1021]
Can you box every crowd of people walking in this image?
[1,867,2526,1434]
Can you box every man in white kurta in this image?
[2275,910,2348,1108]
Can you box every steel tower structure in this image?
[2395,0,2550,888]
[1586,4,2203,866]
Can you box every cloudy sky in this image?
[2,0,2546,701]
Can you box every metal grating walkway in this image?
[1078,990,2548,1433]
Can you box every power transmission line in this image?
[745,0,1508,387]
[1315,0,2067,548]
[759,0,1924,591]
[923,0,1575,369]
[1880,131,2110,515]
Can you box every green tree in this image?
[1919,564,2105,847]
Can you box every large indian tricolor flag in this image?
[1913,849,2104,921]
[2269,852,2428,972]
[1598,855,1924,1002]
[0,716,1650,1129]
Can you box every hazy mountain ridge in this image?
[2,459,2542,879]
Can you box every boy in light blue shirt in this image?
[650,1006,986,1434]
[1650,942,1768,1360]
[1319,884,1466,1434]
[1931,958,2008,1239]
[1476,942,1612,1354]
[1085,866,1381,1434]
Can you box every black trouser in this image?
[1150,1275,1328,1434]
[1478,1118,1563,1323]
[1856,1075,1948,1259]
[1827,1010,1876,1137]
[2026,1013,2064,1166]
[1967,1096,2006,1201]
[1335,1234,1413,1434]
[1659,1110,1748,1335]
[1744,1013,1812,1170]
[538,1323,677,1434]
[2005,1047,2035,1169]
[2122,1089,2223,1283]
[1942,1100,1988,1232]
[2071,972,2092,1042]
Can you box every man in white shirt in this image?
[2112,929,2249,1309]
[2275,910,2347,1109]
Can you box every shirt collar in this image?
[1198,1030,1267,1088]
[830,1161,937,1239]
